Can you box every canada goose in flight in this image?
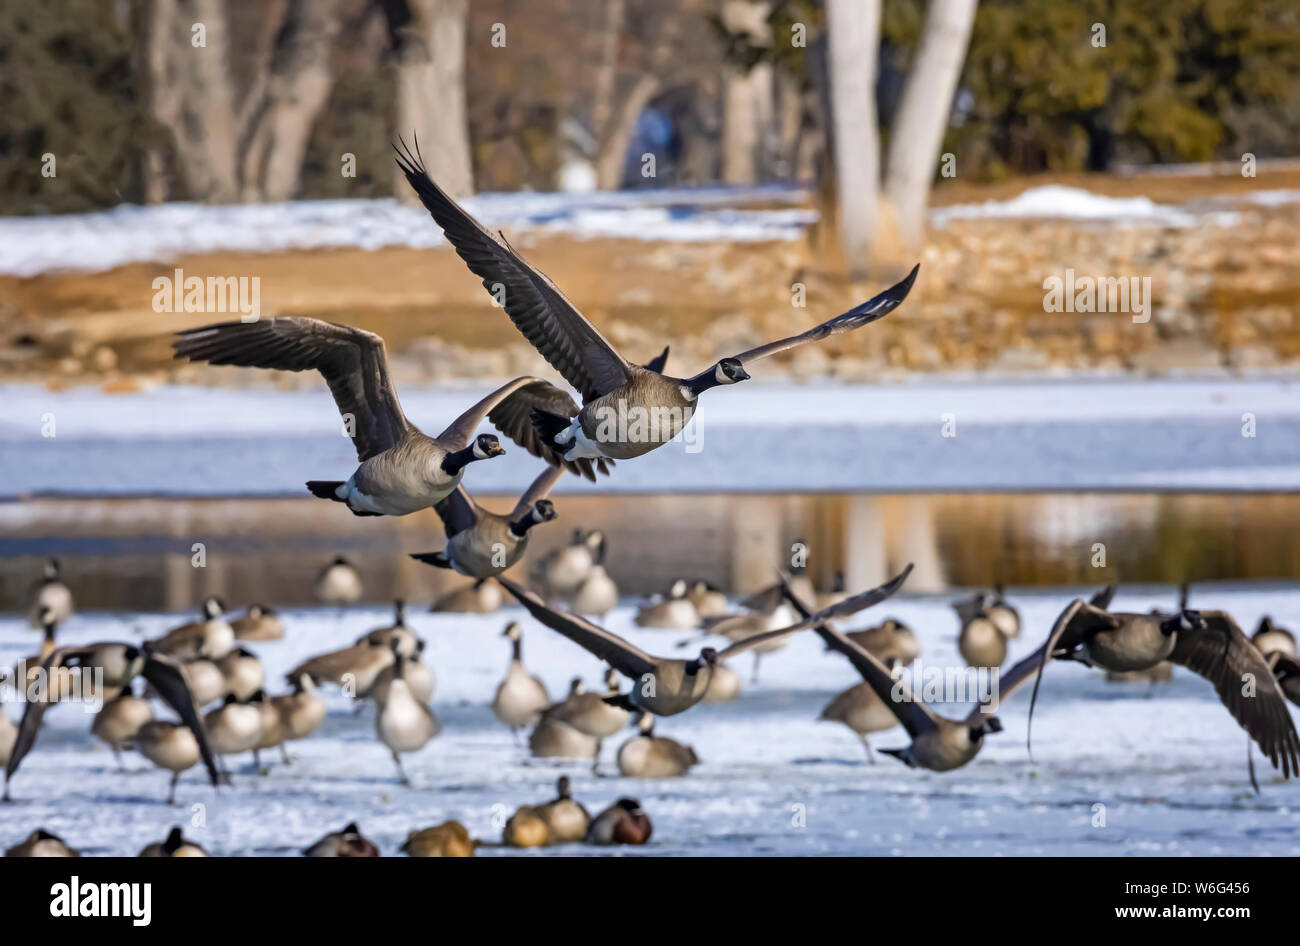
[492,622,550,737]
[503,806,551,848]
[431,579,502,613]
[1052,602,1300,779]
[28,558,73,629]
[4,642,219,800]
[541,668,630,772]
[782,578,1078,771]
[136,719,204,803]
[303,822,380,857]
[955,595,1007,669]
[232,603,284,641]
[586,798,652,845]
[272,673,328,758]
[617,713,699,778]
[204,694,263,778]
[288,638,394,700]
[534,775,590,843]
[216,646,265,701]
[411,465,562,578]
[139,826,208,857]
[686,580,729,618]
[154,596,234,660]
[371,644,435,705]
[818,659,904,761]
[91,683,155,770]
[174,316,615,512]
[1253,616,1297,659]
[534,530,606,599]
[634,579,700,630]
[395,139,918,464]
[843,617,920,667]
[356,599,422,657]
[402,821,476,857]
[375,644,440,783]
[498,566,910,717]
[5,828,80,857]
[315,555,363,606]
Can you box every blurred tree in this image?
[0,0,149,213]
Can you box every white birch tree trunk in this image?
[826,0,882,280]
[883,0,977,251]
[394,0,474,200]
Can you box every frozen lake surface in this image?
[4,377,1300,495]
[1,584,1298,856]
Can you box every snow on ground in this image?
[1,183,1294,276]
[3,378,1299,495]
[1,584,1297,856]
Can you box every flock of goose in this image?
[4,141,1297,854]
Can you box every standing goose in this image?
[533,530,605,599]
[534,775,590,843]
[431,579,502,614]
[204,694,264,778]
[136,719,204,803]
[540,668,630,773]
[571,536,619,616]
[0,708,17,771]
[375,644,440,783]
[529,680,600,759]
[1052,602,1300,779]
[634,580,700,630]
[180,651,227,707]
[1253,616,1297,659]
[783,577,1080,772]
[4,642,219,800]
[411,465,562,578]
[497,566,910,718]
[315,555,363,606]
[395,140,918,465]
[843,617,920,667]
[617,713,699,778]
[232,604,284,641]
[216,646,265,701]
[172,317,594,515]
[91,683,155,769]
[28,558,73,630]
[817,659,905,762]
[1267,652,1300,708]
[686,580,729,619]
[356,599,422,657]
[987,585,1021,639]
[954,593,1007,669]
[272,673,328,758]
[153,596,234,660]
[139,826,208,857]
[492,622,550,737]
[371,642,436,705]
[251,690,286,773]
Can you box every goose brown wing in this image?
[486,379,612,481]
[395,139,629,401]
[173,317,408,461]
[1171,611,1300,777]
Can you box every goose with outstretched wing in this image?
[495,566,912,718]
[394,138,918,464]
[4,641,219,800]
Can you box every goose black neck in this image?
[43,623,56,642]
[441,445,481,476]
[1158,615,1181,636]
[511,637,522,662]
[683,368,722,398]
[509,513,540,538]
